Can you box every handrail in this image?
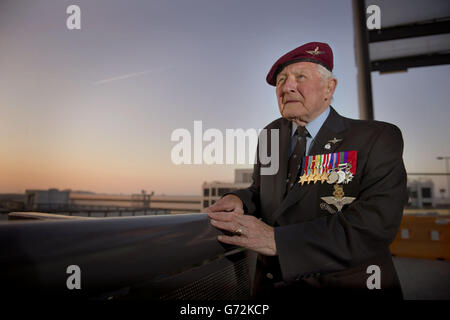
[0,213,239,299]
[8,212,93,220]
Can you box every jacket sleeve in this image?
[228,147,261,215]
[225,120,281,215]
[275,123,408,281]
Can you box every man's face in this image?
[275,62,333,125]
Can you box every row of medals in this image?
[298,163,353,185]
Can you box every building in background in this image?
[15,175,444,215]
[0,194,25,213]
[69,192,202,214]
[20,189,202,215]
[25,188,70,211]
[407,179,435,209]
[201,168,253,210]
[11,168,255,216]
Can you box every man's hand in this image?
[208,211,277,256]
[203,194,244,216]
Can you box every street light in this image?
[436,156,450,200]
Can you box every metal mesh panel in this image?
[159,255,251,300]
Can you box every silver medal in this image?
[327,171,338,184]
[337,170,346,184]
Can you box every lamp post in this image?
[437,156,450,201]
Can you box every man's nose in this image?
[282,76,296,93]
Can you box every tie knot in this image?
[295,126,308,138]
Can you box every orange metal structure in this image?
[390,214,450,261]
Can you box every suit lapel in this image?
[270,107,348,224]
[309,125,343,156]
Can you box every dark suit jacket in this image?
[232,107,407,299]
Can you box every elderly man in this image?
[206,42,407,299]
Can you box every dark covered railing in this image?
[0,213,255,300]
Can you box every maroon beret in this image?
[266,42,333,86]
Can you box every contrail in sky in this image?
[93,67,170,85]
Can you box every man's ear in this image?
[327,78,338,95]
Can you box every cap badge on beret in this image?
[306,47,324,56]
[265,41,334,86]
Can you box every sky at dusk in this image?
[1,0,449,195]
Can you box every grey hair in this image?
[316,63,334,82]
[316,64,335,102]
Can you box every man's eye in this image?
[297,74,305,79]
[277,78,285,84]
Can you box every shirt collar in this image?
[291,106,330,140]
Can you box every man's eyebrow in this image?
[278,68,311,78]
[291,68,311,74]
